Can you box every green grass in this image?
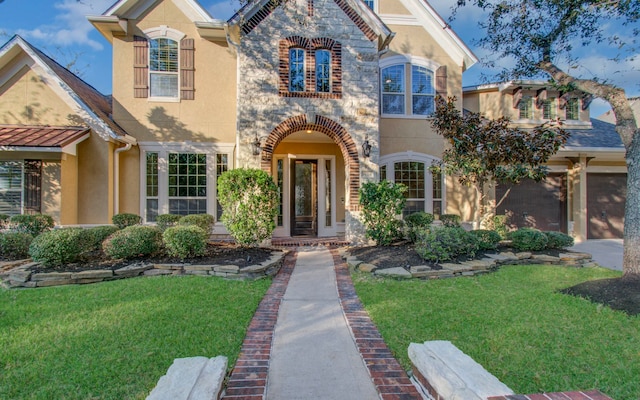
[0,276,271,400]
[354,265,640,400]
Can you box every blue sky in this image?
[1,0,638,116]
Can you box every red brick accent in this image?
[220,251,297,400]
[260,115,361,208]
[278,36,343,99]
[307,0,314,16]
[332,0,378,41]
[487,390,613,400]
[331,248,422,399]
[240,0,282,35]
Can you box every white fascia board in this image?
[105,0,215,23]
[394,0,477,69]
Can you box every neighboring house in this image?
[464,82,626,240]
[1,0,619,242]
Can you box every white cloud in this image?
[17,0,113,50]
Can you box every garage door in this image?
[587,173,626,239]
[496,173,567,233]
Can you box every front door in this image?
[291,160,317,236]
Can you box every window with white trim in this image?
[141,145,231,223]
[379,153,444,217]
[0,161,23,215]
[380,57,439,117]
[381,65,405,114]
[519,96,533,119]
[315,50,331,93]
[542,98,557,119]
[411,65,435,115]
[149,38,179,98]
[566,98,580,120]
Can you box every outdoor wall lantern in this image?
[252,135,262,156]
[362,136,372,158]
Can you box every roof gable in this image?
[103,0,214,22]
[0,35,134,144]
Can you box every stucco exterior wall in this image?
[110,0,237,145]
[60,154,78,225]
[76,136,113,224]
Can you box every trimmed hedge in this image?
[156,214,182,232]
[103,225,162,260]
[112,213,142,230]
[163,225,209,259]
[29,228,86,267]
[544,231,574,249]
[177,214,215,234]
[0,231,33,259]
[416,226,479,263]
[404,212,434,243]
[469,229,502,250]
[510,228,548,251]
[84,226,120,253]
[10,214,55,237]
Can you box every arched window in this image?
[289,48,305,92]
[315,49,331,93]
[381,65,405,114]
[149,38,179,98]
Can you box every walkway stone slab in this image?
[146,356,227,400]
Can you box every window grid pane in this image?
[380,165,387,181]
[168,153,207,216]
[150,74,178,98]
[0,161,23,215]
[146,152,158,197]
[566,98,580,120]
[277,159,284,227]
[150,39,178,72]
[543,98,557,119]
[146,199,158,222]
[289,48,305,92]
[432,171,442,217]
[364,0,375,9]
[394,162,425,216]
[382,65,405,114]
[216,154,228,220]
[519,96,533,119]
[316,50,331,93]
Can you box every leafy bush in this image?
[440,214,461,227]
[0,214,10,230]
[112,213,142,229]
[10,214,55,237]
[163,225,208,259]
[359,181,407,245]
[29,228,85,267]
[84,226,120,253]
[156,214,182,232]
[218,168,279,247]
[404,212,434,243]
[544,231,574,249]
[0,231,33,259]
[492,215,509,239]
[415,226,479,263]
[469,229,502,250]
[103,225,162,260]
[177,214,215,234]
[510,228,548,251]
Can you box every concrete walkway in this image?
[266,247,379,399]
[570,239,623,271]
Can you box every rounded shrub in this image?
[439,214,461,228]
[163,225,208,259]
[544,231,574,249]
[177,214,215,234]
[10,214,55,237]
[218,168,279,247]
[0,231,33,259]
[29,228,85,267]
[156,214,182,232]
[415,226,479,263]
[404,212,434,243]
[103,225,162,260]
[112,213,142,229]
[358,181,407,246]
[469,229,502,250]
[84,226,120,252]
[510,228,548,251]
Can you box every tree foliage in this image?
[452,0,640,277]
[359,181,407,245]
[431,96,569,225]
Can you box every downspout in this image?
[113,140,133,216]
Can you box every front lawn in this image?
[0,276,271,400]
[354,265,639,400]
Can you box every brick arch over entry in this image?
[261,114,361,209]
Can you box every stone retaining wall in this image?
[1,251,287,289]
[345,250,595,279]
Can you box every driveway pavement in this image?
[569,239,623,271]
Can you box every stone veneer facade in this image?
[233,0,381,242]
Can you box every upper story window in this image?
[279,36,342,99]
[134,26,195,101]
[315,50,331,93]
[518,96,533,119]
[289,48,306,92]
[566,98,580,120]
[380,56,444,118]
[381,65,405,114]
[363,0,376,11]
[542,97,557,119]
[149,38,179,98]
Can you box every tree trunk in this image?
[623,132,640,278]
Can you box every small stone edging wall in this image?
[1,251,287,289]
[345,250,595,279]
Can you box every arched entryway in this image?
[260,114,361,237]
